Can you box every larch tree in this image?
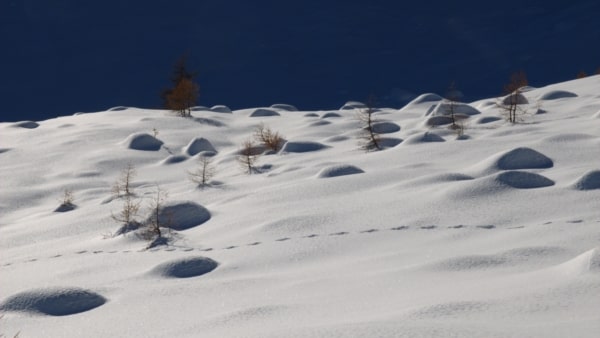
[162,55,199,117]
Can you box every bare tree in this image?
[254,123,285,152]
[357,96,382,151]
[188,156,215,188]
[112,163,136,198]
[497,70,529,123]
[238,139,261,174]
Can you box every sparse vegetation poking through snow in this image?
[142,185,171,248]
[112,163,136,198]
[254,123,285,152]
[497,71,529,123]
[444,82,462,130]
[55,188,75,212]
[111,192,141,235]
[357,96,382,151]
[187,156,215,188]
[238,139,261,174]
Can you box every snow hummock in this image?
[1,76,599,337]
[0,287,106,316]
[121,132,163,151]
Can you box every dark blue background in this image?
[1,1,599,122]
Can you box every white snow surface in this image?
[1,76,599,337]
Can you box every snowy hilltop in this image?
[1,76,599,337]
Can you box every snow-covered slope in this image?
[1,76,599,337]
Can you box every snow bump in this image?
[121,133,163,151]
[317,164,365,178]
[150,256,219,278]
[0,287,107,316]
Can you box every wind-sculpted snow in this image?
[150,256,218,278]
[1,77,599,337]
[339,101,366,110]
[538,90,578,100]
[210,105,232,113]
[249,108,280,117]
[371,122,400,134]
[280,141,329,153]
[572,170,600,190]
[469,147,553,175]
[121,132,163,151]
[402,132,445,144]
[159,154,188,165]
[270,104,298,111]
[148,201,211,231]
[182,137,217,156]
[494,171,555,189]
[12,121,39,129]
[0,287,106,316]
[317,164,365,178]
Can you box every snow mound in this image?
[304,113,319,117]
[497,147,553,170]
[323,135,349,142]
[270,104,298,111]
[371,122,400,134]
[308,120,331,127]
[190,106,209,111]
[280,141,328,153]
[426,102,481,116]
[410,93,443,104]
[572,170,600,190]
[210,105,232,113]
[12,121,39,129]
[495,171,555,189]
[0,287,106,316]
[425,115,465,127]
[475,116,503,124]
[501,92,529,105]
[107,106,129,111]
[317,164,365,178]
[159,155,188,165]
[54,203,76,212]
[340,101,366,110]
[379,138,403,148]
[249,108,280,117]
[121,133,163,151]
[402,132,445,144]
[472,147,553,174]
[321,112,342,118]
[538,90,578,100]
[182,137,217,156]
[149,201,211,231]
[150,256,219,278]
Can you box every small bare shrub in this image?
[112,163,136,198]
[111,193,141,235]
[254,123,285,152]
[357,96,382,151]
[238,139,261,174]
[55,188,76,211]
[188,156,215,188]
[142,185,171,248]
